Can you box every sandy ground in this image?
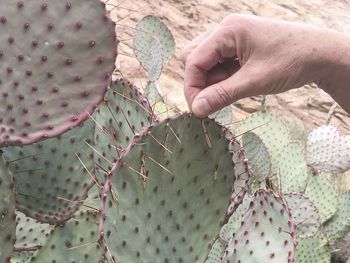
[107,0,350,187]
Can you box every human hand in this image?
[182,14,350,117]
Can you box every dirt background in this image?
[107,0,350,187]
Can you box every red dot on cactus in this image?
[8,37,14,44]
[32,86,38,92]
[41,3,48,11]
[2,93,8,98]
[47,23,54,30]
[7,104,13,110]
[24,121,30,126]
[89,41,96,47]
[22,108,28,114]
[23,23,30,30]
[36,100,43,105]
[0,50,3,57]
[96,57,104,64]
[75,22,82,30]
[41,56,48,62]
[74,76,82,82]
[42,113,49,118]
[81,91,89,97]
[0,17,6,24]
[65,59,73,65]
[57,41,64,48]
[61,102,68,107]
[52,87,59,93]
[17,1,24,9]
[7,67,13,74]
[65,3,72,10]
[47,72,54,78]
[32,41,38,48]
[13,81,19,87]
[26,70,32,77]
[17,55,24,61]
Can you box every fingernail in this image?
[192,98,212,117]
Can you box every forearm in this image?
[315,31,350,113]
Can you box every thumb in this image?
[191,65,260,117]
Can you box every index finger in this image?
[184,26,238,109]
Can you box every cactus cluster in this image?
[0,1,349,263]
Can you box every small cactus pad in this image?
[94,79,154,178]
[0,0,117,146]
[3,120,95,224]
[228,138,251,215]
[294,232,331,263]
[144,81,169,117]
[10,251,33,263]
[134,15,175,81]
[209,106,233,128]
[30,211,106,262]
[0,156,16,263]
[242,132,271,183]
[323,191,350,245]
[283,193,321,238]
[205,239,226,263]
[15,212,52,252]
[219,194,253,244]
[305,176,338,223]
[222,190,297,263]
[103,114,235,262]
[307,125,350,173]
[276,141,308,193]
[235,112,291,175]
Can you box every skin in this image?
[182,14,350,117]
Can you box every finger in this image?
[181,25,217,63]
[206,59,240,86]
[184,26,238,110]
[191,64,261,117]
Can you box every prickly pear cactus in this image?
[3,120,95,224]
[323,191,350,245]
[283,193,321,238]
[307,125,350,173]
[0,0,117,146]
[101,114,235,262]
[94,79,155,179]
[30,211,106,262]
[276,141,308,193]
[305,176,338,223]
[0,156,16,263]
[221,190,297,263]
[294,232,331,263]
[134,15,175,81]
[14,212,52,253]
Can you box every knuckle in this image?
[214,85,234,107]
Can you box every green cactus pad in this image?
[94,79,155,179]
[30,211,106,263]
[144,81,169,117]
[276,141,309,193]
[10,251,33,263]
[3,120,95,224]
[219,194,253,244]
[283,193,321,238]
[228,138,251,215]
[242,132,271,183]
[205,239,226,263]
[0,0,117,146]
[294,232,331,263]
[102,113,235,262]
[235,111,291,175]
[307,125,350,173]
[15,212,52,252]
[305,176,338,223]
[134,15,175,81]
[323,191,350,245]
[209,106,233,128]
[0,156,16,263]
[222,190,297,263]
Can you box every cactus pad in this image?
[222,190,297,263]
[305,176,338,223]
[276,141,308,193]
[30,211,106,262]
[323,191,350,245]
[0,0,117,146]
[307,125,350,173]
[242,132,271,183]
[0,156,16,263]
[294,232,331,263]
[15,212,52,252]
[283,193,321,238]
[102,114,235,262]
[134,15,175,81]
[94,79,154,178]
[3,120,95,224]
